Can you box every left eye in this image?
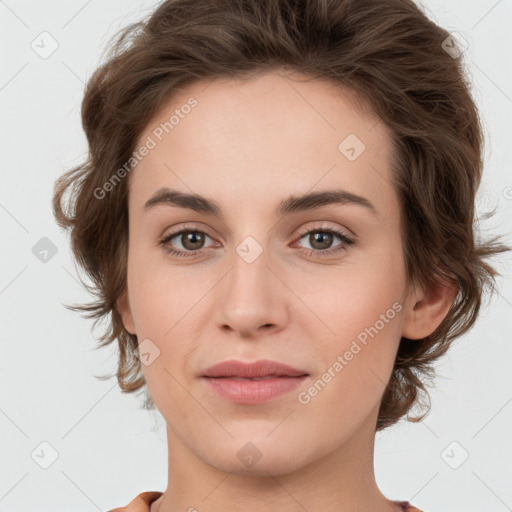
[295,229,352,251]
[292,228,355,257]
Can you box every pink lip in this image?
[201,359,309,404]
[203,375,308,404]
[201,359,308,378]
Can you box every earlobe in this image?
[401,277,458,340]
[117,290,136,335]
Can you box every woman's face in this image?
[118,70,419,475]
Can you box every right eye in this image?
[159,227,218,258]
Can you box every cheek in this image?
[127,246,195,330]
[126,255,205,371]
[299,246,405,335]
[298,295,404,436]
[299,245,405,396]
[129,272,198,411]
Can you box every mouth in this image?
[200,359,309,404]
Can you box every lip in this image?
[201,359,309,405]
[201,359,308,378]
[203,375,308,404]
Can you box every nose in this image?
[213,247,289,339]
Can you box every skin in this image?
[117,69,456,512]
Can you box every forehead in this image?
[128,70,397,218]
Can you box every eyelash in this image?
[158,223,355,259]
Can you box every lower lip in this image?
[202,376,308,404]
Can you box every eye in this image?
[158,223,355,259]
[292,226,355,257]
[159,223,218,258]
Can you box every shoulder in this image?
[106,491,163,512]
[107,494,424,512]
[404,503,425,512]
[394,501,425,512]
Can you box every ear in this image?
[117,289,136,336]
[402,273,458,340]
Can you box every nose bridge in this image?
[216,231,286,334]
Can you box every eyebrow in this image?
[143,187,377,217]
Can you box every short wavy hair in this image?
[53,0,510,431]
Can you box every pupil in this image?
[311,232,332,249]
[184,232,203,249]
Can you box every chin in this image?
[198,437,313,477]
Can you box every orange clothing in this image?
[107,491,162,512]
[107,491,424,511]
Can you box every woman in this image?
[52,0,510,511]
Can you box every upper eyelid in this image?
[163,222,351,237]
[295,223,353,238]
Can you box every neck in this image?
[154,405,401,512]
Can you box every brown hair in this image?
[53,0,510,430]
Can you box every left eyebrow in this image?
[277,188,377,217]
[143,187,377,218]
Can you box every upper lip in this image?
[201,359,309,378]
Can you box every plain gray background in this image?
[1,1,511,511]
